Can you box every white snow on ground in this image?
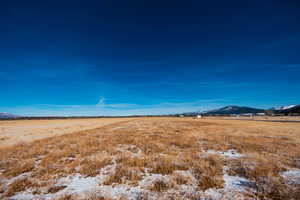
[9,157,118,200]
[0,172,33,199]
[205,149,243,159]
[218,167,254,200]
[9,174,104,200]
[191,166,254,200]
[9,167,255,200]
[7,150,256,200]
[8,193,36,200]
[223,172,253,192]
[59,174,101,194]
[96,185,141,200]
[281,169,300,185]
[139,174,172,189]
[6,172,32,185]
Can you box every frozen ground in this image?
[9,169,254,200]
[281,169,300,185]
[7,149,256,200]
[205,149,243,159]
[3,146,299,200]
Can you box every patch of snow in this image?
[6,157,257,200]
[223,166,254,192]
[60,174,100,193]
[224,106,233,111]
[174,170,196,180]
[281,169,300,185]
[4,172,32,186]
[223,173,253,192]
[203,188,223,199]
[9,193,36,200]
[139,174,173,189]
[219,167,255,200]
[0,172,34,200]
[205,149,243,159]
[96,185,142,200]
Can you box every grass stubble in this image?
[0,117,300,199]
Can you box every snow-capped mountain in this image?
[184,106,264,116]
[271,104,300,115]
[274,105,297,110]
[202,106,264,115]
[0,112,20,119]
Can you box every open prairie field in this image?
[0,117,300,200]
[0,118,132,147]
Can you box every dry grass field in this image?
[0,117,300,200]
[0,118,131,147]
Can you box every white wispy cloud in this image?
[97,97,106,106]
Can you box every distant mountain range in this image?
[271,104,300,115]
[0,112,20,119]
[184,106,264,116]
[274,105,298,111]
[1,104,300,119]
[183,104,300,116]
[203,106,264,115]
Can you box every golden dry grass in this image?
[0,118,133,146]
[5,178,33,196]
[79,153,112,177]
[0,117,300,199]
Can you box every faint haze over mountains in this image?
[1,1,300,116]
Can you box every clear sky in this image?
[1,0,300,116]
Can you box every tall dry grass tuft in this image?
[116,153,148,169]
[249,175,300,200]
[228,155,284,180]
[5,178,33,197]
[3,159,34,178]
[150,179,170,192]
[103,165,142,185]
[228,154,300,200]
[191,155,224,190]
[173,172,189,185]
[48,185,67,193]
[149,156,179,175]
[54,194,74,200]
[80,155,112,177]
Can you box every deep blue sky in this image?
[1,0,300,116]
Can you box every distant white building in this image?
[241,113,253,117]
[197,115,202,118]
